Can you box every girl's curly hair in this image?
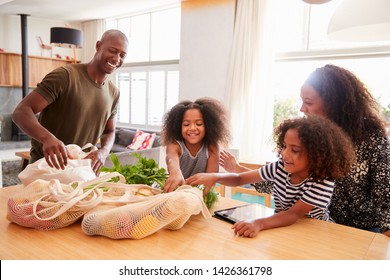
[274,116,355,181]
[160,97,231,147]
[304,64,387,144]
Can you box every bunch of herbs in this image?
[100,153,218,208]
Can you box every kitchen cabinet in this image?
[0,52,74,88]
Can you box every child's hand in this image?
[186,173,216,191]
[219,150,241,172]
[164,171,185,193]
[232,220,262,238]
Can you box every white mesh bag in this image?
[6,172,131,230]
[82,185,211,239]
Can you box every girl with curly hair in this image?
[161,97,230,193]
[186,116,355,237]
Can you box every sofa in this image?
[110,127,161,153]
[103,127,166,169]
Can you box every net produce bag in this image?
[82,185,211,239]
[6,172,128,230]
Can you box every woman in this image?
[301,64,389,236]
[221,64,390,236]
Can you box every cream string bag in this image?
[18,143,98,185]
[8,171,211,236]
[82,185,211,239]
[7,172,130,230]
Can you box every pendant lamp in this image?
[50,27,83,63]
[327,0,390,42]
[302,0,332,4]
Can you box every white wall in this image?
[0,15,83,138]
[179,0,235,103]
[1,1,235,103]
[1,1,236,130]
[0,15,82,60]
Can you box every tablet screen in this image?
[214,204,275,224]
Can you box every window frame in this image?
[114,60,180,131]
[270,0,390,128]
[105,4,181,130]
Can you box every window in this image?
[106,6,181,130]
[270,0,390,128]
[115,64,179,130]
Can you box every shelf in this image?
[0,52,74,88]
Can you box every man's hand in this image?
[85,149,108,175]
[42,138,69,170]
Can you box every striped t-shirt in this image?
[177,140,209,179]
[259,160,335,221]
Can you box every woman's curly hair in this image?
[304,64,387,144]
[274,116,355,181]
[160,97,231,147]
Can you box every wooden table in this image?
[0,185,389,260]
[14,151,30,170]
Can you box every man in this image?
[12,29,128,175]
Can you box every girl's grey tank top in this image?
[177,140,209,179]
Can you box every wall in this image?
[0,2,236,139]
[0,15,82,141]
[0,15,81,59]
[179,0,235,103]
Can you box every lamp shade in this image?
[327,0,390,42]
[302,0,332,4]
[50,27,83,48]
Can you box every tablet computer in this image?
[214,203,275,224]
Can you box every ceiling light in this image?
[302,0,332,4]
[50,27,83,63]
[327,0,390,42]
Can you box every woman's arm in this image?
[361,135,390,234]
[232,200,314,238]
[219,150,251,173]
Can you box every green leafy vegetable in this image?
[100,153,218,208]
[196,185,218,209]
[100,153,167,189]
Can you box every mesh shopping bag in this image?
[82,185,211,239]
[6,172,127,230]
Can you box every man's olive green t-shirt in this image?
[30,63,119,162]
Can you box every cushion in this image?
[116,128,137,146]
[127,130,156,150]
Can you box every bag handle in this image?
[32,180,103,220]
[32,172,124,220]
[66,143,98,159]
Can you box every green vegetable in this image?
[196,184,218,209]
[100,153,167,189]
[100,153,218,208]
